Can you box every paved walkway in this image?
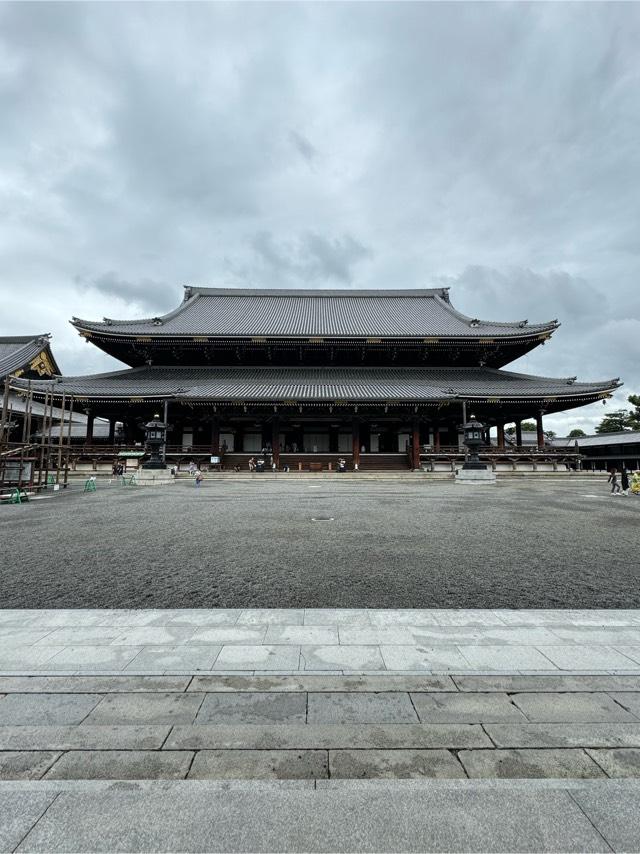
[4,778,640,852]
[2,609,640,675]
[3,612,640,851]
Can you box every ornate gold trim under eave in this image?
[13,368,24,378]
[29,350,56,377]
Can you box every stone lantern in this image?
[142,413,167,470]
[462,415,487,471]
[456,414,496,484]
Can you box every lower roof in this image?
[14,365,620,405]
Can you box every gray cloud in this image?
[288,131,318,164]
[249,231,372,284]
[75,273,177,317]
[0,1,639,433]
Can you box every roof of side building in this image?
[0,335,60,380]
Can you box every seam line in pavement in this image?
[11,790,62,853]
[566,790,615,852]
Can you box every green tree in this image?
[568,428,586,438]
[595,410,633,434]
[505,421,537,435]
[627,394,640,430]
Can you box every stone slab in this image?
[609,691,640,718]
[307,692,418,724]
[12,785,610,852]
[42,647,144,671]
[44,751,193,780]
[300,645,386,671]
[122,646,221,672]
[82,692,204,725]
[0,693,102,726]
[264,626,339,645]
[329,749,466,779]
[166,723,492,750]
[458,645,559,670]
[196,692,306,724]
[188,628,268,645]
[458,749,606,779]
[511,691,637,723]
[0,630,58,647]
[380,645,472,671]
[586,748,640,777]
[0,725,170,750]
[0,791,58,852]
[0,752,60,780]
[188,674,457,693]
[537,644,639,670]
[484,723,640,749]
[34,628,124,646]
[0,647,66,670]
[213,645,300,670]
[454,675,640,692]
[571,785,640,852]
[303,609,372,626]
[188,749,328,779]
[410,692,526,723]
[0,676,191,693]
[236,609,305,625]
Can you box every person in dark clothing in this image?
[621,467,630,496]
[608,469,621,495]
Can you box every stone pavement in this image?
[2,672,640,785]
[3,610,640,851]
[2,609,640,674]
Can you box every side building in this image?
[10,287,621,472]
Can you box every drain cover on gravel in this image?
[311,517,334,522]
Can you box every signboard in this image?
[210,456,221,464]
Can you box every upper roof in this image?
[0,335,60,380]
[71,287,559,340]
[14,364,619,404]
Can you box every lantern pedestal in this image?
[455,468,496,484]
[134,468,176,486]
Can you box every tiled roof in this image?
[71,287,559,339]
[0,335,58,379]
[16,365,620,402]
[556,431,640,448]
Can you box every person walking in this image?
[621,467,630,496]
[608,468,621,495]
[194,469,203,487]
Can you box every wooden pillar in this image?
[210,419,220,454]
[352,418,360,468]
[536,411,545,449]
[272,418,280,468]
[411,419,421,470]
[108,418,116,444]
[515,420,523,448]
[84,412,94,446]
[434,422,440,451]
[497,422,505,450]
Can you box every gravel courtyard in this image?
[2,478,638,609]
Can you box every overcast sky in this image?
[1,2,639,434]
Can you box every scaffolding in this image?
[0,376,75,490]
